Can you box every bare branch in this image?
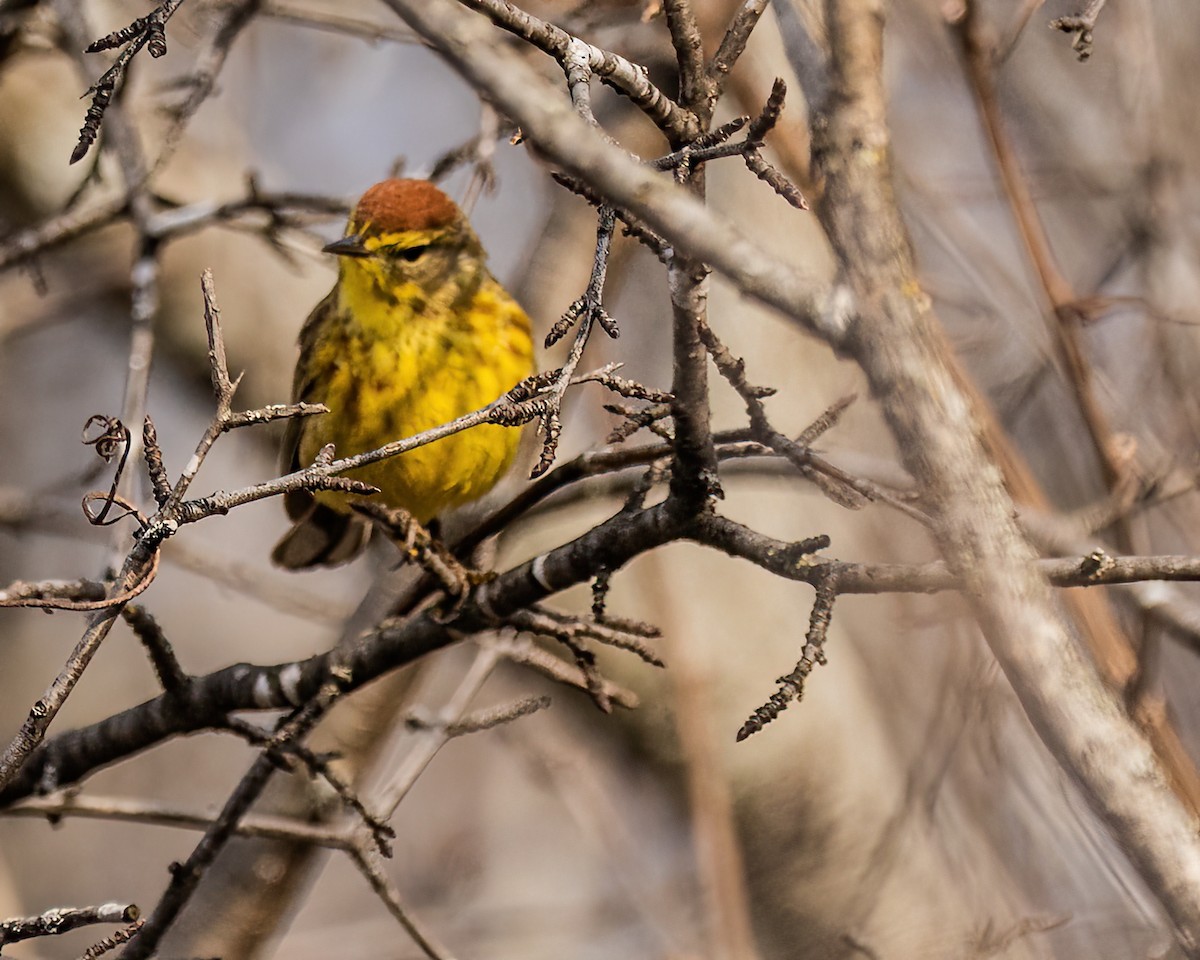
[77,915,145,959]
[814,0,1200,949]
[737,577,836,741]
[121,605,187,692]
[663,0,709,117]
[258,2,417,44]
[153,0,262,168]
[709,0,771,90]
[456,0,697,140]
[1,903,140,947]
[0,195,127,270]
[345,846,459,960]
[378,0,846,347]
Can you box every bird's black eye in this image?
[395,245,429,262]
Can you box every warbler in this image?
[272,179,535,569]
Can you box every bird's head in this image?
[325,179,485,300]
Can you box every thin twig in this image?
[709,0,771,90]
[662,0,709,118]
[259,2,417,44]
[70,0,189,164]
[152,0,262,170]
[370,644,502,819]
[1049,0,1107,61]
[0,903,139,947]
[76,916,145,959]
[737,577,836,740]
[456,0,697,140]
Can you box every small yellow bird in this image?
[272,179,536,569]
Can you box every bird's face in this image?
[323,180,488,318]
[325,222,483,304]
[324,180,487,331]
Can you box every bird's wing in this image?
[280,290,339,521]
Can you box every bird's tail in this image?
[271,502,371,569]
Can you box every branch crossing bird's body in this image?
[272,179,535,569]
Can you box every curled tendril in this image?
[81,414,132,525]
[81,491,146,528]
[82,414,127,461]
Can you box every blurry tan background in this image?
[3,1,1200,958]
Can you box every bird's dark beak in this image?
[322,234,370,258]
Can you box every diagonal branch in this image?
[709,0,771,91]
[377,0,846,346]
[0,499,681,807]
[456,0,697,140]
[812,0,1200,952]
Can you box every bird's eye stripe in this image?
[396,245,429,262]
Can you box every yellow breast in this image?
[298,270,534,524]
